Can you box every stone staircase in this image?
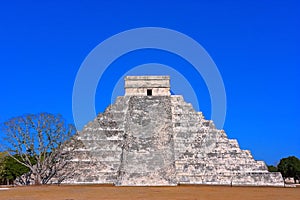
[62,95,283,186]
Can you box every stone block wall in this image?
[125,76,170,96]
[61,95,284,186]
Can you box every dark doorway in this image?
[147,89,152,96]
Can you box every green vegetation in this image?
[0,152,7,184]
[267,156,300,184]
[277,156,300,183]
[267,165,278,172]
[0,154,36,185]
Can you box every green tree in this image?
[277,156,300,183]
[0,154,35,185]
[267,165,278,172]
[0,152,7,184]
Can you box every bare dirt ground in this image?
[0,185,299,200]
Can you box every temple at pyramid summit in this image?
[63,76,284,186]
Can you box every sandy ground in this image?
[0,185,299,200]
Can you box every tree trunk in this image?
[34,173,42,185]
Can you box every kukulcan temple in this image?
[63,76,284,186]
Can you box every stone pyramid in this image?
[65,76,283,186]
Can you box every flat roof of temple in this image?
[124,76,170,89]
[125,76,170,80]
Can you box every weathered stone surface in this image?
[125,76,170,96]
[62,76,284,186]
[116,96,176,186]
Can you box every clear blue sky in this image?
[0,1,299,165]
